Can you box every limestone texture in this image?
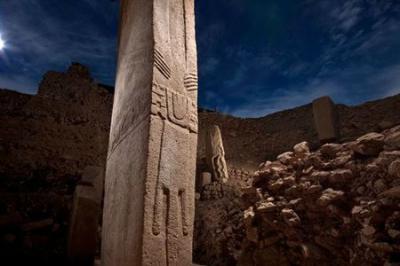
[67,166,103,265]
[206,125,229,183]
[240,126,400,266]
[101,0,198,265]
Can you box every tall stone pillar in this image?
[101,0,198,265]
[206,125,229,183]
[312,96,338,144]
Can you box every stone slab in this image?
[68,185,100,265]
[312,96,338,143]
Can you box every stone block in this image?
[312,96,338,143]
[201,172,212,187]
[67,185,100,265]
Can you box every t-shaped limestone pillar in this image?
[206,125,229,183]
[101,0,198,265]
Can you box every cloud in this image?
[200,57,219,75]
[332,0,363,31]
[354,18,400,55]
[230,63,400,118]
[0,0,118,93]
[229,80,340,118]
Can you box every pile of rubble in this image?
[194,169,251,266]
[201,182,225,200]
[240,126,400,265]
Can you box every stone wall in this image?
[0,64,112,264]
[2,64,400,180]
[0,63,113,180]
[198,94,400,171]
[238,127,400,266]
[1,64,400,264]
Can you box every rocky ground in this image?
[239,125,400,265]
[1,64,400,265]
[194,125,400,266]
[0,179,74,265]
[194,169,251,266]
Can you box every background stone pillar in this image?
[206,125,229,183]
[312,96,338,144]
[101,0,198,265]
[68,166,104,265]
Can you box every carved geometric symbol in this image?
[151,82,198,133]
[184,73,198,92]
[154,48,171,79]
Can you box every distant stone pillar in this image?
[68,166,104,265]
[101,0,198,265]
[312,96,338,143]
[200,172,212,187]
[206,125,229,183]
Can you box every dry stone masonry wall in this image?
[1,62,400,265]
[239,125,400,266]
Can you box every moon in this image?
[0,38,5,50]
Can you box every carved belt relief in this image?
[151,82,198,133]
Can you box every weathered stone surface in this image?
[101,0,198,265]
[0,64,113,181]
[80,166,104,203]
[384,126,400,150]
[312,96,338,143]
[320,143,342,158]
[388,159,400,178]
[293,141,310,157]
[68,165,104,265]
[68,185,100,265]
[200,172,212,187]
[352,132,384,156]
[238,127,400,266]
[206,125,229,183]
[20,219,54,232]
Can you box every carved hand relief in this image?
[151,186,189,237]
[151,82,197,133]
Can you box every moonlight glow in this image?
[0,38,4,50]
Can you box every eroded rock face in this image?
[0,63,113,180]
[193,169,251,266]
[0,64,112,264]
[240,126,400,266]
[352,132,385,156]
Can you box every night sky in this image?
[0,0,400,117]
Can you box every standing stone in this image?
[312,96,338,144]
[101,0,198,265]
[200,172,212,187]
[206,125,229,183]
[68,166,104,265]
